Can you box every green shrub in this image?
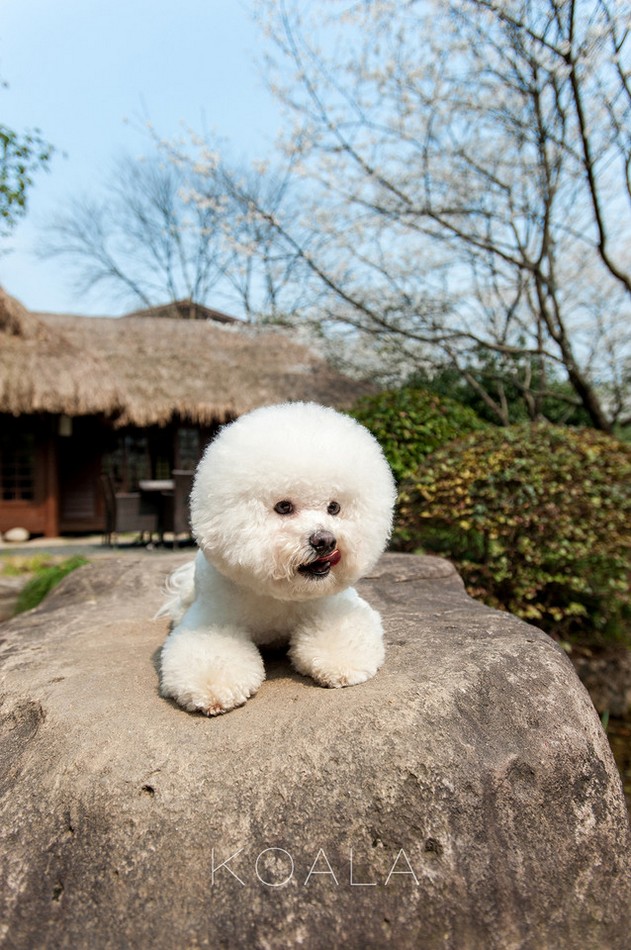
[396,424,631,644]
[14,555,89,615]
[409,357,593,427]
[351,386,487,483]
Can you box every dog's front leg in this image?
[289,591,385,688]
[160,621,265,716]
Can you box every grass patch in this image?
[1,554,61,576]
[13,556,89,615]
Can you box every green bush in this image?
[396,424,631,644]
[14,555,89,615]
[351,386,487,483]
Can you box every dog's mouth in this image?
[298,549,341,578]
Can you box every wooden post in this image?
[42,426,59,538]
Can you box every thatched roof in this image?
[0,289,123,418]
[0,290,372,427]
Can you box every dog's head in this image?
[190,402,396,601]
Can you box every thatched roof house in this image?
[1,290,368,426]
[0,289,372,537]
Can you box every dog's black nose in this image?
[309,530,337,556]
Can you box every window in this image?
[0,429,36,501]
[177,428,201,470]
[103,432,151,491]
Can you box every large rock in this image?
[0,574,29,623]
[0,553,629,949]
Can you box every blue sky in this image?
[0,0,281,315]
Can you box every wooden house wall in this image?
[57,417,111,534]
[1,414,216,538]
[0,416,58,537]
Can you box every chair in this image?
[100,473,159,546]
[169,470,195,547]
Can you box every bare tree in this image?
[214,0,631,429]
[199,157,315,323]
[40,147,311,323]
[39,155,226,308]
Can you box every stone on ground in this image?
[0,553,629,949]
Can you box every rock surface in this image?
[0,553,629,950]
[0,574,29,623]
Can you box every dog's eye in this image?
[274,500,294,515]
[327,501,341,516]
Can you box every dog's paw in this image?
[194,685,252,716]
[203,700,228,717]
[160,626,265,717]
[305,665,379,689]
[167,673,262,717]
[290,631,384,689]
[289,600,385,690]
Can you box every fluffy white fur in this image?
[158,402,396,716]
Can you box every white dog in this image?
[158,402,396,716]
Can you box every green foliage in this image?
[1,119,54,235]
[410,353,592,427]
[396,424,631,645]
[350,386,487,483]
[14,556,89,615]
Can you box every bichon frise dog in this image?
[158,402,396,716]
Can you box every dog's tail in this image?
[155,559,196,624]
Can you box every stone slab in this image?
[0,553,629,949]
